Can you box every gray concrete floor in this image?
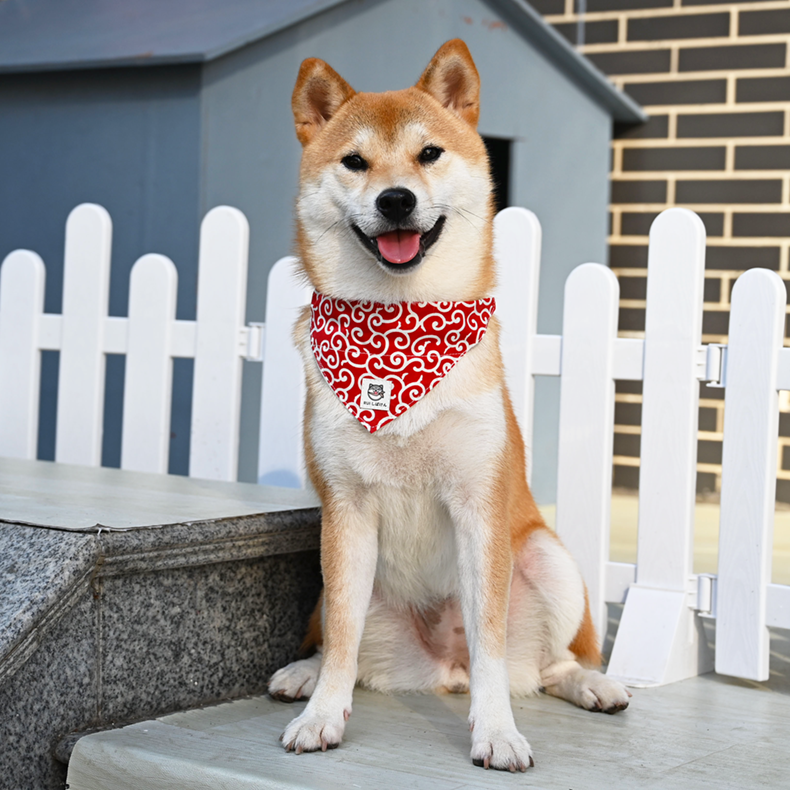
[67,626,790,790]
[65,492,790,788]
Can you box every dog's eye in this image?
[418,146,443,164]
[341,154,368,172]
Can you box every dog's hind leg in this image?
[541,655,631,713]
[514,529,630,713]
[540,601,631,713]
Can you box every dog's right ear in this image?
[416,40,480,128]
[292,59,356,147]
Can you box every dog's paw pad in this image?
[470,728,533,772]
[281,711,345,754]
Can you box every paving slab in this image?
[67,669,790,790]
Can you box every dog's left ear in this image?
[415,40,480,128]
[292,58,356,146]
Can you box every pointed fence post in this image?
[494,207,541,484]
[607,208,711,686]
[55,204,112,466]
[190,206,249,481]
[121,254,178,474]
[716,268,785,681]
[257,256,312,488]
[0,250,46,458]
[555,263,619,641]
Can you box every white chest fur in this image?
[298,313,508,608]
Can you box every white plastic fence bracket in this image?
[190,206,249,481]
[55,204,112,466]
[121,254,177,474]
[696,573,716,617]
[555,263,619,642]
[0,250,46,458]
[257,256,311,488]
[702,343,727,387]
[493,207,541,484]
[607,208,713,687]
[716,268,785,681]
[244,323,265,363]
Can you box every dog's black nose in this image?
[376,188,416,223]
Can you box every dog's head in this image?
[292,40,495,303]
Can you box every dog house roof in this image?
[0,0,645,123]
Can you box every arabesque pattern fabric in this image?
[309,291,496,433]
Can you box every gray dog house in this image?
[0,0,643,502]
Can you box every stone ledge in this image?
[0,459,322,790]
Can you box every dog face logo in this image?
[367,383,385,401]
[359,377,392,411]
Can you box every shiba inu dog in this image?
[269,39,630,771]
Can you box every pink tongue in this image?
[376,230,421,264]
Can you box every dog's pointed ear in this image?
[292,58,356,146]
[415,40,480,128]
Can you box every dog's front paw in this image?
[269,654,321,702]
[281,706,349,753]
[470,724,534,772]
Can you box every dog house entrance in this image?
[483,136,512,215]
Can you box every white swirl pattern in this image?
[310,292,496,432]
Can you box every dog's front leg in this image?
[451,499,533,771]
[282,496,377,753]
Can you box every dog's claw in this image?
[343,709,350,721]
[529,755,535,768]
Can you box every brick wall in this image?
[533,0,790,502]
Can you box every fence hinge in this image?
[697,343,727,387]
[693,573,717,617]
[240,323,265,362]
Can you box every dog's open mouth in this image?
[352,216,446,272]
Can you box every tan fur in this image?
[270,39,630,769]
[569,591,603,668]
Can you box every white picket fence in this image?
[1,202,788,689]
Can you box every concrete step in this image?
[66,672,790,790]
[0,457,321,790]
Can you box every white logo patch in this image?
[359,377,393,411]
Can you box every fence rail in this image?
[1,203,788,687]
[0,203,252,481]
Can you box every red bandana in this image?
[310,292,496,433]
